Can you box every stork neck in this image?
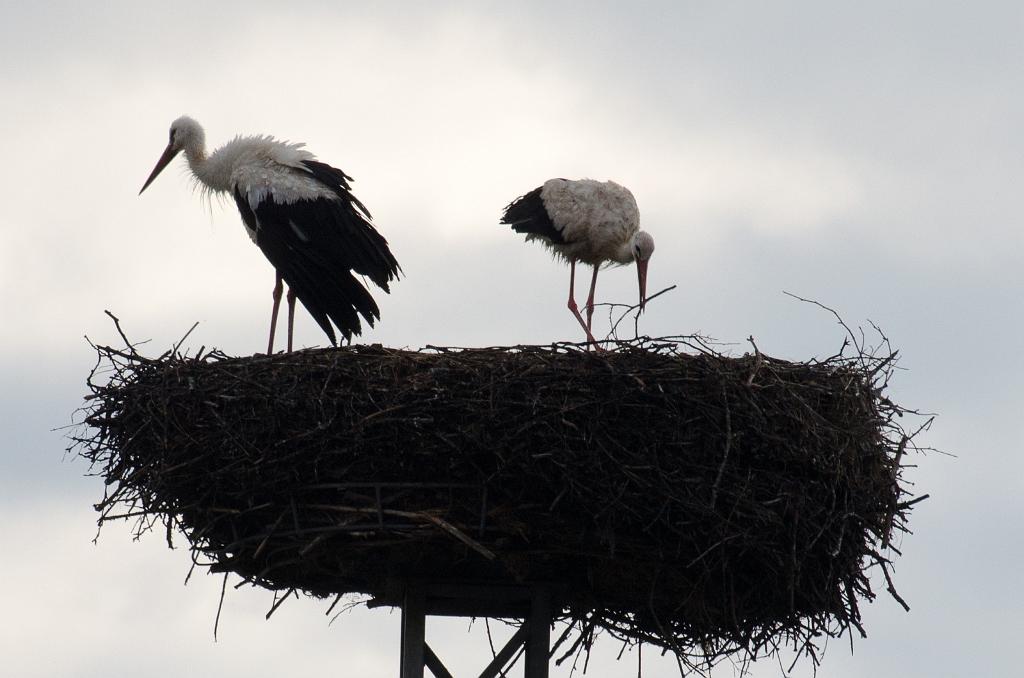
[613,238,636,264]
[184,146,206,165]
[185,145,229,193]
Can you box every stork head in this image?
[632,230,655,311]
[139,116,205,194]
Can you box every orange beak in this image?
[637,258,649,312]
[139,143,180,195]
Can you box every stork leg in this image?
[568,261,601,349]
[286,288,297,353]
[585,265,600,332]
[267,272,284,355]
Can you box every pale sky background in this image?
[1,1,1021,676]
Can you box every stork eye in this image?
[169,129,176,144]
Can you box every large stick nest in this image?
[73,332,926,671]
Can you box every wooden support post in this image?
[397,581,553,678]
[400,586,426,678]
[524,586,550,678]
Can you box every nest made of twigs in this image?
[73,333,926,672]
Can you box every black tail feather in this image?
[500,184,566,244]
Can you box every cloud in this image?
[3,3,1023,677]
[0,499,402,678]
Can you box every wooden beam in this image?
[400,587,426,678]
[524,587,551,678]
[477,625,528,678]
[395,581,554,678]
[423,643,454,678]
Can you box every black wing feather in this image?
[301,159,372,219]
[233,176,399,345]
[301,159,402,288]
[500,183,566,244]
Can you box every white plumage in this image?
[140,116,400,352]
[501,178,655,347]
[535,179,641,265]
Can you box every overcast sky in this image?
[2,2,1022,676]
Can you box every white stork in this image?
[139,116,400,353]
[501,178,655,345]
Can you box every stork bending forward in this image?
[140,116,401,353]
[501,178,655,346]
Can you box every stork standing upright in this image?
[501,178,655,346]
[139,116,401,353]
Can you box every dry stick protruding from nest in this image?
[72,329,929,675]
[595,284,677,343]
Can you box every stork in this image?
[501,178,654,346]
[139,116,400,353]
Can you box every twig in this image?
[879,562,910,612]
[603,285,678,340]
[214,572,228,640]
[782,291,860,352]
[104,310,137,355]
[265,587,297,620]
[172,321,200,355]
[745,336,763,386]
[882,435,909,548]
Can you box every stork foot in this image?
[568,299,603,350]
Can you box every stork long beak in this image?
[637,258,650,312]
[139,143,180,195]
